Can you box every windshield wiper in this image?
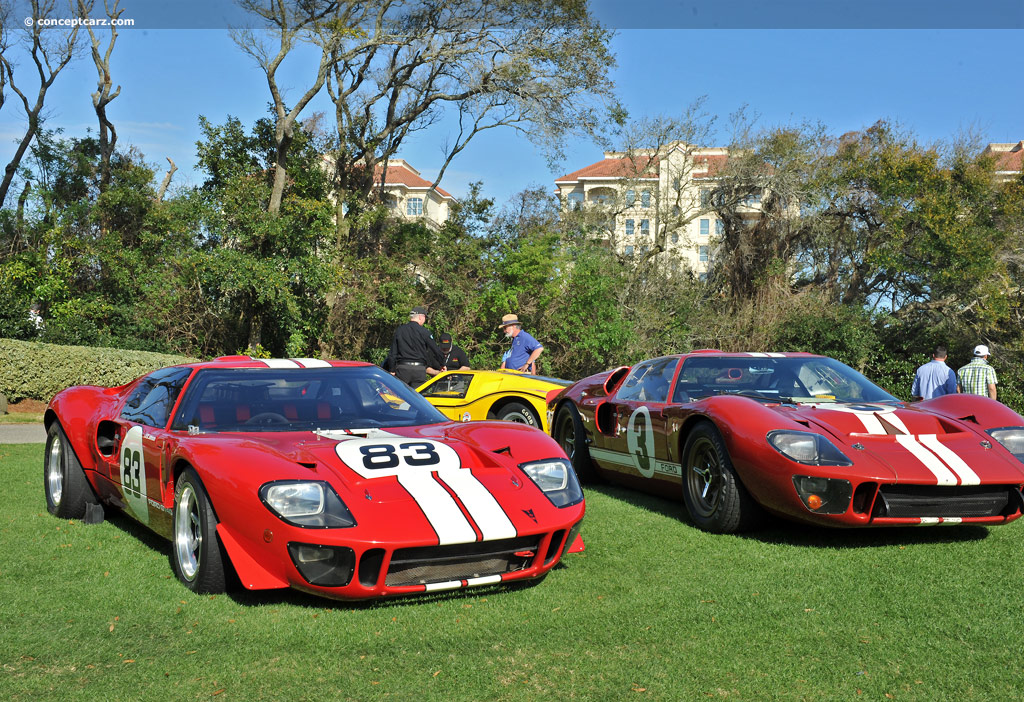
[723,389,796,403]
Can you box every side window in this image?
[616,358,679,403]
[419,374,473,399]
[120,367,193,428]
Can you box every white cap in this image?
[974,344,990,357]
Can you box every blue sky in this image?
[1,1,1021,209]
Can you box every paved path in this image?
[0,423,46,444]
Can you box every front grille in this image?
[873,484,1021,519]
[386,535,541,587]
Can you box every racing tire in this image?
[44,422,100,519]
[493,401,540,428]
[681,421,761,533]
[553,404,596,483]
[172,468,228,594]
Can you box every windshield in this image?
[171,366,449,432]
[673,356,898,404]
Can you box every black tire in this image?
[172,468,228,594]
[681,421,760,533]
[44,422,100,519]
[493,401,540,427]
[553,404,596,482]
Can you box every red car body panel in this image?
[549,351,1024,529]
[46,357,584,600]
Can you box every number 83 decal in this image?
[336,439,460,479]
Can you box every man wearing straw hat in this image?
[498,313,543,375]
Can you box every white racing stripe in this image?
[294,358,332,368]
[918,434,981,486]
[396,471,478,544]
[261,359,300,368]
[424,574,502,592]
[438,469,517,540]
[857,414,887,435]
[894,435,959,485]
[882,413,910,434]
[335,438,517,546]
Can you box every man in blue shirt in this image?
[911,345,958,400]
[498,313,543,374]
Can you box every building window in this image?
[625,189,636,206]
[699,272,708,282]
[640,219,649,236]
[715,220,724,235]
[641,190,651,208]
[742,191,761,207]
[406,197,423,216]
[700,188,711,207]
[699,245,709,262]
[625,245,634,256]
[567,192,584,210]
[671,233,679,244]
[625,219,634,236]
[699,219,710,236]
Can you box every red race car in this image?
[548,351,1024,532]
[44,357,584,600]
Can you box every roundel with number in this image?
[120,425,149,524]
[626,406,656,478]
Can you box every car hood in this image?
[231,423,549,504]
[784,401,1024,484]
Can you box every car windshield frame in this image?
[673,355,898,404]
[170,365,449,433]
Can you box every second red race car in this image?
[548,351,1024,532]
[44,356,584,600]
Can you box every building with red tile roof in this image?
[982,141,1024,181]
[555,143,754,276]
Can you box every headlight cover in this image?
[987,427,1024,463]
[767,430,853,466]
[259,481,357,528]
[519,458,584,508]
[792,475,853,514]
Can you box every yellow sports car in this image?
[417,369,572,432]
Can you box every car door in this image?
[612,357,680,490]
[112,367,193,526]
[590,358,679,487]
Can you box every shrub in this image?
[0,338,195,402]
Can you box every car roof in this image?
[675,350,823,360]
[179,356,374,371]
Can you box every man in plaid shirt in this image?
[957,345,998,400]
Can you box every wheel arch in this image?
[488,395,544,422]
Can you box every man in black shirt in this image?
[435,333,471,373]
[384,306,444,386]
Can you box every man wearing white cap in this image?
[957,344,997,400]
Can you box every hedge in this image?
[0,338,195,403]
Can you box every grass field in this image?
[2,442,1023,701]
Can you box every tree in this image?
[79,0,123,191]
[232,0,345,214]
[321,0,618,254]
[0,0,87,210]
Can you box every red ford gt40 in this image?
[44,357,584,600]
[548,351,1024,533]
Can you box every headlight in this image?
[259,481,357,528]
[767,430,853,466]
[988,427,1024,462]
[519,458,584,508]
[792,475,853,514]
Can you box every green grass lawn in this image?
[2,442,1023,701]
